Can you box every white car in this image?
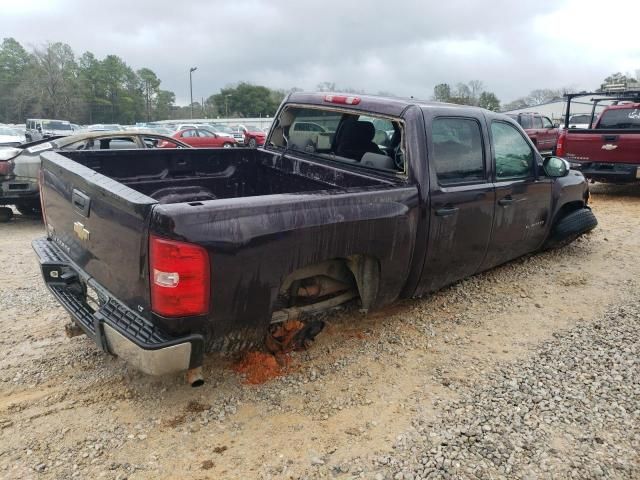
[0,126,25,147]
[567,114,593,129]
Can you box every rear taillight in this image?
[149,235,210,317]
[39,168,48,229]
[556,130,567,157]
[0,161,11,176]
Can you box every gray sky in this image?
[2,0,639,104]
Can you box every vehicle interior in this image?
[268,106,406,173]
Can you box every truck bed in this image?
[59,148,388,204]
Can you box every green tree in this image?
[211,83,283,117]
[0,37,34,122]
[479,91,500,111]
[32,42,82,119]
[433,83,452,102]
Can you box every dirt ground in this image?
[1,184,639,479]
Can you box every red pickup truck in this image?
[557,91,640,183]
[507,112,559,155]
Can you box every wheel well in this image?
[274,255,380,320]
[552,201,584,228]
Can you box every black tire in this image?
[222,142,233,149]
[0,207,14,223]
[15,202,41,217]
[248,138,257,148]
[543,208,597,250]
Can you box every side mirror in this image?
[553,123,560,128]
[37,126,42,132]
[543,156,569,178]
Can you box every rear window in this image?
[269,106,405,173]
[597,108,640,129]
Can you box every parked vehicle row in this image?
[31,92,597,384]
[0,130,190,222]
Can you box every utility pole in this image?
[189,66,198,119]
[145,79,151,122]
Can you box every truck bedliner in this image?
[58,148,391,204]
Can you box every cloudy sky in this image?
[2,0,639,104]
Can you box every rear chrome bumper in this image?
[32,237,204,376]
[571,162,640,183]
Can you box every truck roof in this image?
[286,92,486,117]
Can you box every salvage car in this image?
[557,91,640,183]
[0,126,26,147]
[0,131,189,221]
[32,93,597,385]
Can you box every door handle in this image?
[72,189,91,217]
[602,135,618,142]
[498,196,515,206]
[435,206,459,217]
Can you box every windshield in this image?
[43,120,72,131]
[0,127,21,136]
[569,115,591,124]
[597,108,640,129]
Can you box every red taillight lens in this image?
[0,161,11,176]
[556,130,567,157]
[149,235,210,317]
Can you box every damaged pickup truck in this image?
[33,93,597,385]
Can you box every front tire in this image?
[16,202,42,217]
[0,207,14,223]
[223,143,232,148]
[248,138,257,148]
[542,208,597,250]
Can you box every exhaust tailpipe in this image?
[186,366,204,387]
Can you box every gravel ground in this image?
[1,186,639,479]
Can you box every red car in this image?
[242,126,266,148]
[160,128,236,148]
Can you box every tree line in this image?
[0,38,288,124]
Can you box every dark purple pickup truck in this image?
[33,93,596,385]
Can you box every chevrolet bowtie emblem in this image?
[73,221,90,241]
[601,144,618,151]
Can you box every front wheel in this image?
[248,138,257,148]
[542,208,597,250]
[222,143,232,149]
[16,202,42,217]
[0,207,14,223]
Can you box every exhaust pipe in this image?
[186,366,204,387]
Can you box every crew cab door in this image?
[480,120,552,269]
[416,115,495,295]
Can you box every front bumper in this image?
[32,237,204,375]
[570,162,640,184]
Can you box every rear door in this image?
[540,116,557,151]
[416,113,495,294]
[480,120,552,269]
[197,129,222,147]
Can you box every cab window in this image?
[432,117,485,185]
[491,122,534,180]
[542,117,553,128]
